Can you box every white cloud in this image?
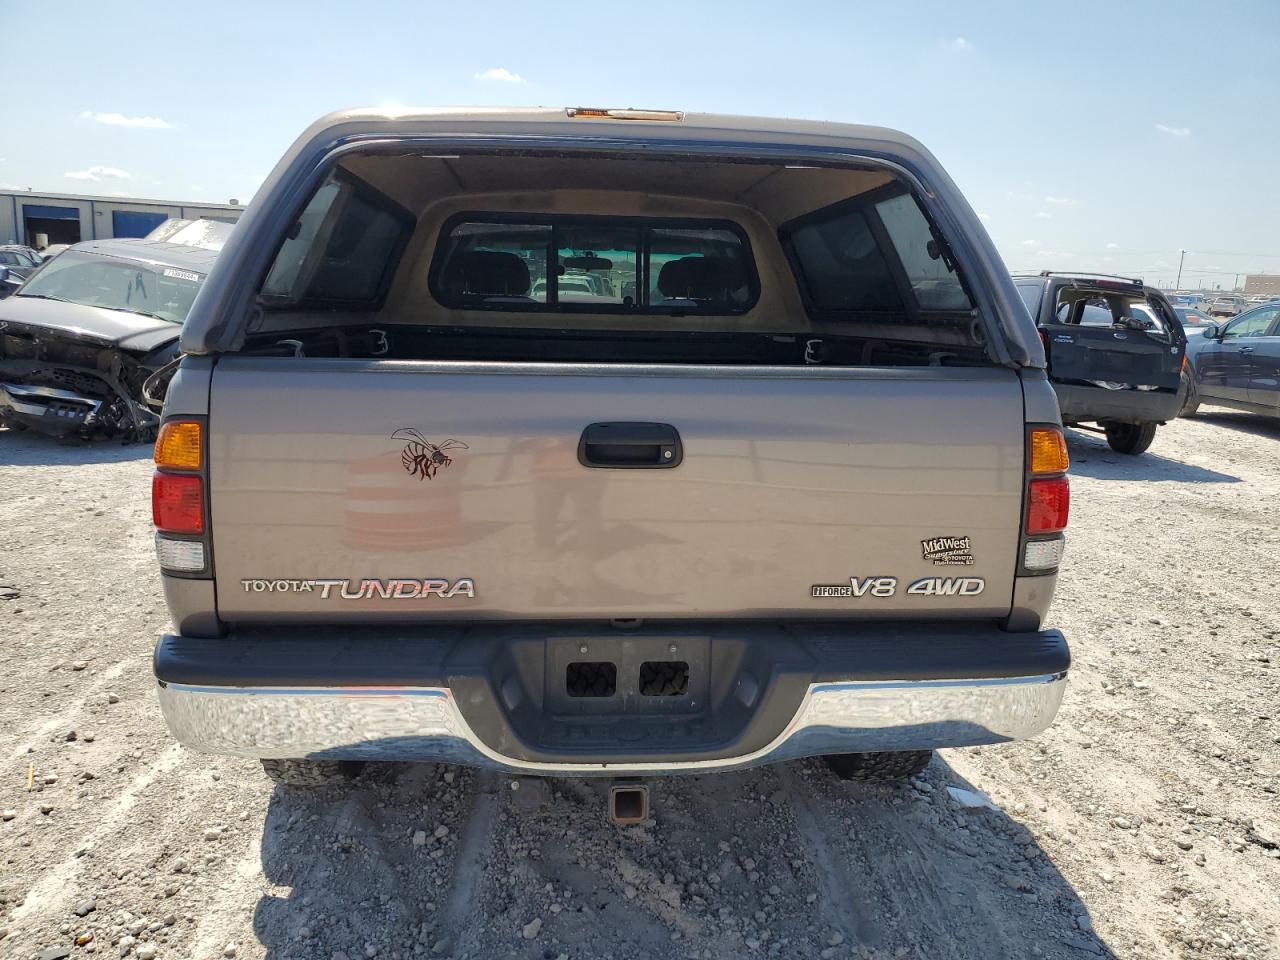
[1105,242,1119,249]
[1022,239,1041,247]
[1006,191,1032,201]
[977,212,991,221]
[1044,196,1078,207]
[81,110,170,129]
[1034,211,1051,219]
[0,181,21,191]
[64,165,133,182]
[949,37,973,52]
[474,67,525,83]
[1155,123,1190,137]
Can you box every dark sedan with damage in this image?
[0,238,218,441]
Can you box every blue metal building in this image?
[0,190,242,250]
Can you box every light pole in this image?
[1176,249,1185,290]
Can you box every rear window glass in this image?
[431,216,756,315]
[873,194,970,309]
[1014,281,1043,317]
[1054,290,1173,336]
[786,207,900,311]
[783,187,973,318]
[261,173,413,307]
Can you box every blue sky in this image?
[5,0,1278,289]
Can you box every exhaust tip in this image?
[609,782,649,825]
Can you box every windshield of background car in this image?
[17,250,202,324]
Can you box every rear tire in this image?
[1103,420,1157,455]
[1180,379,1201,417]
[260,758,364,787]
[823,750,933,782]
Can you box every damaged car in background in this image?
[0,221,231,441]
[1013,272,1187,454]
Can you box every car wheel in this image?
[1180,379,1201,417]
[823,750,933,782]
[1103,420,1158,455]
[260,758,364,787]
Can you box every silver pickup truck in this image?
[151,108,1070,810]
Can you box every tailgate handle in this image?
[578,422,683,469]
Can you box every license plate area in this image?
[546,635,709,717]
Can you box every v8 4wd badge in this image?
[811,576,984,598]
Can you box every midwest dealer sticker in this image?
[921,536,975,566]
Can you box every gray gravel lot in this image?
[1,409,1277,960]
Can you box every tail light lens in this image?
[152,472,204,534]
[1029,428,1069,474]
[1026,476,1070,534]
[154,420,203,470]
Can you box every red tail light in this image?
[152,472,204,534]
[1026,476,1069,534]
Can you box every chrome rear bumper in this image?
[157,672,1067,776]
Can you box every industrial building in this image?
[1243,274,1280,297]
[0,190,242,250]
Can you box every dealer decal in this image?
[921,535,975,566]
[240,578,475,599]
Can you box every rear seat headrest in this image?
[657,255,738,301]
[441,250,531,298]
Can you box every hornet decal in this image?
[392,428,468,480]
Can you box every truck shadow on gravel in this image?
[0,426,151,466]
[250,756,1115,960]
[1190,409,1280,441]
[1064,429,1240,484]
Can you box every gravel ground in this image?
[1,408,1277,960]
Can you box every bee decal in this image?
[391,429,469,481]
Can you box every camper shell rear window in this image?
[429,214,759,316]
[780,184,973,318]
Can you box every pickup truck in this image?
[151,108,1070,812]
[1012,273,1187,455]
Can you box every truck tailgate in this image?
[209,358,1025,621]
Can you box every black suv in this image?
[1013,272,1186,454]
